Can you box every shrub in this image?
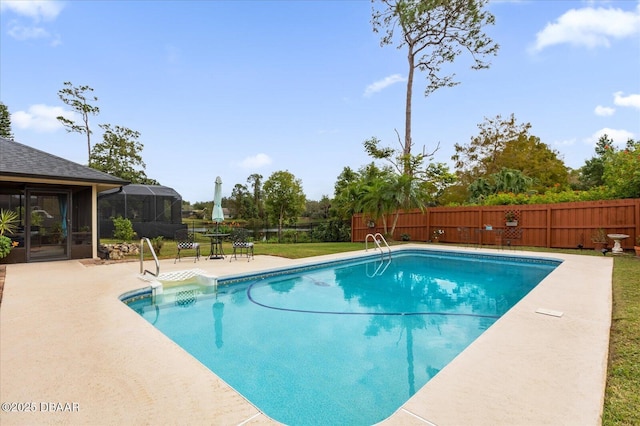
[281,230,298,243]
[310,220,351,242]
[0,235,13,258]
[479,186,616,206]
[112,216,136,242]
[0,209,20,259]
[151,236,164,254]
[296,233,311,243]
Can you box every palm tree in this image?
[388,173,426,236]
[492,168,532,194]
[357,176,395,235]
[468,177,492,201]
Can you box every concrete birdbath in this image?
[607,234,629,254]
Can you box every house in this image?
[181,207,231,220]
[0,137,129,263]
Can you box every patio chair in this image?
[457,226,471,246]
[230,228,254,262]
[174,229,200,263]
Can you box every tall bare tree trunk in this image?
[404,48,415,177]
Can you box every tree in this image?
[494,134,568,192]
[0,102,14,140]
[331,166,368,226]
[304,197,331,220]
[57,82,100,162]
[467,176,492,201]
[358,174,396,234]
[450,114,569,202]
[387,172,428,235]
[372,0,499,174]
[337,163,426,237]
[263,171,306,242]
[363,134,440,181]
[230,183,257,219]
[467,168,533,202]
[491,168,533,194]
[247,173,265,220]
[421,162,457,204]
[89,124,158,184]
[578,134,612,189]
[334,166,360,198]
[602,138,640,198]
[317,195,332,219]
[452,113,531,180]
[362,136,447,229]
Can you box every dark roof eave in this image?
[0,170,130,186]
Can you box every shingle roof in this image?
[0,137,129,185]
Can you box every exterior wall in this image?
[352,198,640,250]
[0,183,96,263]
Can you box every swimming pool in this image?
[124,249,559,425]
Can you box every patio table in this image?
[475,227,503,248]
[203,233,229,259]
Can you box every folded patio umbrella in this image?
[212,176,224,232]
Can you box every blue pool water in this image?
[125,249,559,425]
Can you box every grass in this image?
[249,241,365,258]
[112,234,379,260]
[111,237,639,424]
[602,254,640,426]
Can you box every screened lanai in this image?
[98,184,185,239]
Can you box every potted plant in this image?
[591,228,608,251]
[50,222,64,244]
[505,211,518,226]
[431,229,444,242]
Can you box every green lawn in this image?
[116,238,639,424]
[602,254,640,425]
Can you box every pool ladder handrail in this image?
[365,233,391,260]
[140,237,160,277]
[366,257,392,277]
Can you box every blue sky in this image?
[1,0,639,203]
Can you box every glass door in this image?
[27,190,70,261]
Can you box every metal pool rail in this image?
[365,232,391,260]
[139,237,160,277]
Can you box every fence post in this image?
[546,205,552,248]
[636,199,640,246]
[425,208,430,242]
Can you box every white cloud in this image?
[11,104,73,132]
[531,5,640,52]
[238,153,272,169]
[7,23,50,41]
[594,105,615,116]
[584,128,636,147]
[613,91,640,109]
[1,1,65,44]
[0,0,65,22]
[364,74,406,97]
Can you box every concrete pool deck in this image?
[0,245,612,425]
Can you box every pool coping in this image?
[0,244,612,425]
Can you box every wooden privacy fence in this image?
[352,198,640,250]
